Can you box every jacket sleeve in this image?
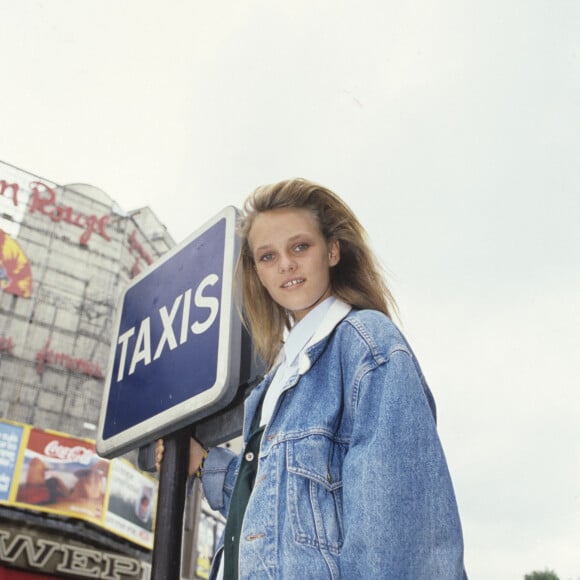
[339,347,467,579]
[200,446,240,518]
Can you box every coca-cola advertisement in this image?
[14,426,109,523]
[1,420,158,550]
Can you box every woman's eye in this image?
[294,243,310,252]
[258,253,275,262]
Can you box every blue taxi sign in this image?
[97,206,242,458]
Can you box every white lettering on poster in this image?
[44,440,94,465]
[0,474,10,492]
[0,430,19,485]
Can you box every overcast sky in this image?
[2,1,579,578]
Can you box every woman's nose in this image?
[278,253,296,273]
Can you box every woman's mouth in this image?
[282,278,305,289]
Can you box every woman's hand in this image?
[188,438,207,477]
[155,437,207,477]
[155,439,165,473]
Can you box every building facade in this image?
[0,160,174,437]
[0,161,175,579]
[0,161,233,580]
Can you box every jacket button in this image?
[245,452,255,462]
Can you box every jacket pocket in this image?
[286,434,344,555]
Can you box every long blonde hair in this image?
[238,178,396,369]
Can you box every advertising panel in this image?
[105,458,157,548]
[0,229,33,297]
[195,511,215,579]
[14,426,109,524]
[0,421,23,501]
[0,420,157,550]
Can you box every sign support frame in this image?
[151,426,190,579]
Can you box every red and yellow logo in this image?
[0,229,33,298]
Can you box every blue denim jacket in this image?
[202,305,467,579]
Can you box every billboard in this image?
[0,419,158,550]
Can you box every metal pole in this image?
[152,426,190,579]
[181,478,203,578]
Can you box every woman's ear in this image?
[328,239,340,267]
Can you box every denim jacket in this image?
[202,303,467,579]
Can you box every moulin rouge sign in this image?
[0,178,111,245]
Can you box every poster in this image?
[104,458,157,549]
[14,427,109,524]
[0,420,157,551]
[0,421,23,501]
[0,229,33,297]
[195,512,216,579]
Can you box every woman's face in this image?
[248,208,340,322]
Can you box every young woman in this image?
[157,178,467,579]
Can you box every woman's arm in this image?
[339,348,466,579]
[200,446,239,517]
[155,437,240,519]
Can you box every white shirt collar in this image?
[296,298,352,375]
[283,296,336,366]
